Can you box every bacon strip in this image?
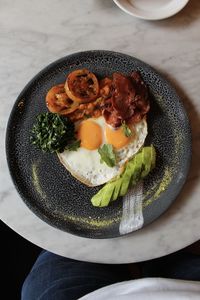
[103,71,150,127]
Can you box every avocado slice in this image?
[150,145,156,169]
[91,188,105,207]
[141,146,156,178]
[112,178,123,201]
[131,152,143,184]
[120,163,134,196]
[141,147,152,178]
[91,145,156,207]
[99,182,115,207]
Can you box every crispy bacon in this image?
[112,73,136,119]
[131,71,150,113]
[103,109,122,128]
[103,71,150,127]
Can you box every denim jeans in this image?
[21,250,131,300]
[21,250,200,300]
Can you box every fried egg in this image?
[57,116,147,186]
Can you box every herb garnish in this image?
[98,144,117,167]
[122,121,132,137]
[30,112,79,153]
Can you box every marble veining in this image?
[0,0,200,263]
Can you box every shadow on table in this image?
[1,221,41,300]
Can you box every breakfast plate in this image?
[6,50,191,238]
[113,0,189,20]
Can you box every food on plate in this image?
[30,112,80,153]
[46,84,79,115]
[91,145,156,207]
[98,144,117,168]
[67,97,102,122]
[99,77,113,99]
[31,68,155,206]
[65,69,99,103]
[57,117,147,186]
[102,72,149,127]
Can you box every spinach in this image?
[122,121,132,137]
[30,112,78,153]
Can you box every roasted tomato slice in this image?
[65,69,99,103]
[46,84,79,115]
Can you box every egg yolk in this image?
[106,125,133,149]
[77,120,102,150]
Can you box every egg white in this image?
[57,116,147,186]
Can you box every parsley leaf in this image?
[65,140,81,151]
[122,121,132,137]
[98,144,117,167]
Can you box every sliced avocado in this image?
[120,163,134,196]
[141,147,152,178]
[112,178,123,201]
[91,188,105,207]
[99,182,115,207]
[150,145,156,170]
[142,147,152,164]
[141,146,156,178]
[91,145,156,208]
[131,152,143,183]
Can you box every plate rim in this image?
[113,0,189,20]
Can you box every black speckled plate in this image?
[6,51,191,238]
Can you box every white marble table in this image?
[1,0,200,263]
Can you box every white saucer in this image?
[113,0,189,20]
